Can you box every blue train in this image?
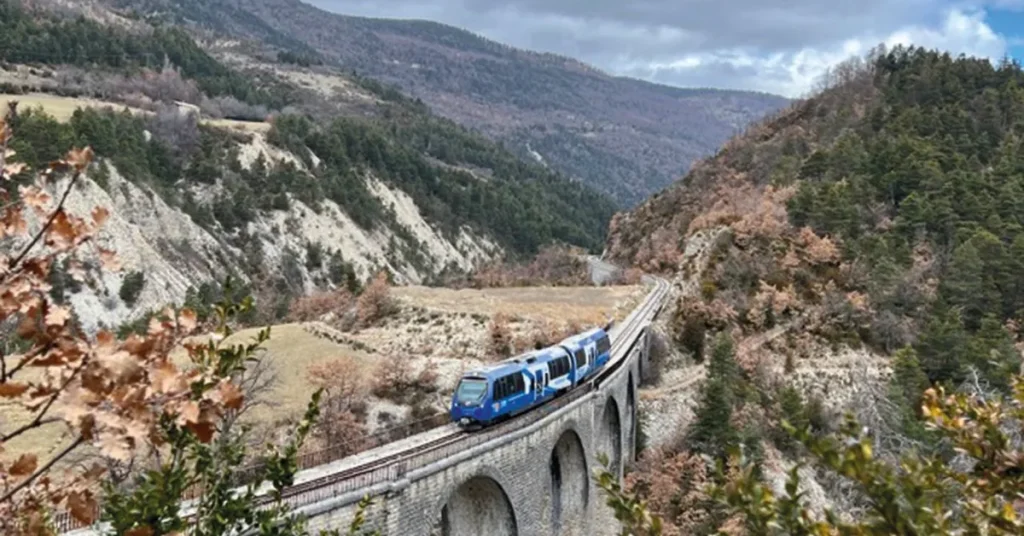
[449,324,613,428]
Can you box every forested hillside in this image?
[613,46,1024,382]
[96,0,789,205]
[605,46,1024,532]
[0,0,616,331]
[0,0,296,111]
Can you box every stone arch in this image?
[434,474,518,536]
[549,428,589,533]
[597,395,622,477]
[627,372,637,462]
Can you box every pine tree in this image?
[775,385,808,455]
[888,346,930,411]
[707,332,739,390]
[688,377,739,460]
[687,333,741,460]
[940,239,985,329]
[915,305,968,385]
[1007,234,1024,316]
[966,315,1021,392]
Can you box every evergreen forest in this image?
[784,47,1024,392]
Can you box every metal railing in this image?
[52,413,453,532]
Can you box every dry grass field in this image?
[0,92,270,132]
[392,284,642,324]
[0,92,147,120]
[195,323,377,426]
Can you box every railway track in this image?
[63,276,671,534]
[270,276,669,508]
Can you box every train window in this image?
[597,335,611,355]
[494,373,525,401]
[551,356,570,378]
[455,378,488,405]
[575,349,587,367]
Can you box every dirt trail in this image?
[641,320,793,401]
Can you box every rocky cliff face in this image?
[52,130,501,332]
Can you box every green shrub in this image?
[119,270,145,307]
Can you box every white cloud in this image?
[633,8,1007,97]
[309,0,1011,97]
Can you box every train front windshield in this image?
[455,378,488,405]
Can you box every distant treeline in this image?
[0,0,295,109]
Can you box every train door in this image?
[574,348,588,382]
[596,334,611,366]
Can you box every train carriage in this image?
[556,327,612,385]
[449,345,576,428]
[449,324,612,429]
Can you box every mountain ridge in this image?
[103,0,790,205]
[0,0,617,332]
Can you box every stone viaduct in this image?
[66,278,670,536]
[290,278,669,536]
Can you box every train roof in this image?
[460,356,531,380]
[459,345,571,380]
[460,362,518,380]
[521,345,570,362]
[558,326,607,347]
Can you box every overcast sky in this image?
[307,0,1024,97]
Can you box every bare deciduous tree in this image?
[306,358,366,447]
[0,111,246,532]
[146,103,201,160]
